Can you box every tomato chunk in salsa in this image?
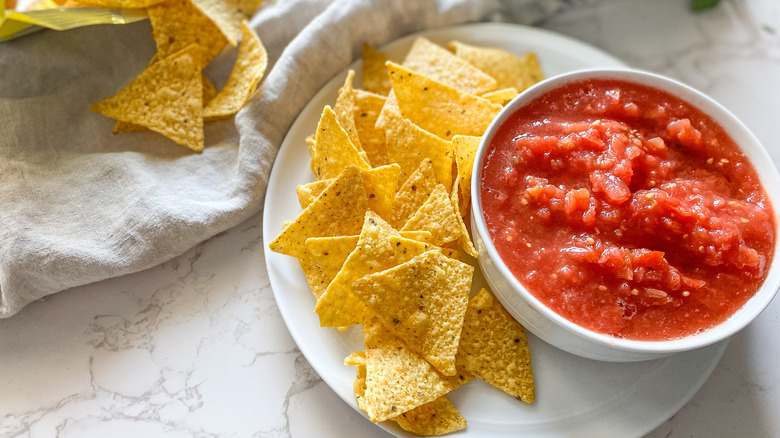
[480,78,775,341]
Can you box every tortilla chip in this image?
[391,158,437,229]
[397,230,433,243]
[344,350,366,367]
[203,21,268,120]
[362,43,392,96]
[450,178,478,258]
[305,235,360,288]
[482,87,518,106]
[297,249,331,300]
[314,212,429,328]
[449,41,544,92]
[189,0,243,46]
[452,135,480,218]
[269,165,367,259]
[90,45,204,152]
[334,70,364,154]
[384,114,453,191]
[351,358,369,412]
[148,0,227,67]
[387,62,502,141]
[237,0,263,17]
[456,289,535,403]
[392,396,466,436]
[362,316,472,422]
[353,89,389,167]
[309,105,370,180]
[297,164,399,222]
[401,185,463,246]
[352,250,474,376]
[72,0,163,7]
[403,37,496,96]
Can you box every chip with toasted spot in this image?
[90,45,204,152]
[384,114,453,191]
[391,158,437,229]
[387,62,502,141]
[403,37,497,96]
[452,135,480,218]
[401,184,463,246]
[309,105,371,180]
[353,89,389,167]
[352,250,474,376]
[448,41,544,93]
[482,87,518,106]
[362,316,472,422]
[148,0,227,67]
[362,43,392,96]
[305,235,360,287]
[392,395,466,436]
[203,20,268,120]
[456,289,535,403]
[314,212,429,328]
[269,165,367,259]
[296,249,331,300]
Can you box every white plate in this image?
[262,23,728,437]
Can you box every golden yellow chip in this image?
[456,289,535,403]
[450,178,478,258]
[334,70,364,154]
[452,135,480,218]
[148,0,227,67]
[189,0,243,46]
[401,184,463,246]
[297,164,399,222]
[362,316,472,422]
[353,89,389,167]
[362,43,392,96]
[449,41,544,93]
[403,37,497,96]
[391,158,437,229]
[309,105,370,180]
[353,360,369,412]
[296,250,331,300]
[387,62,502,141]
[90,45,204,152]
[269,165,367,259]
[237,0,263,17]
[392,396,466,436]
[384,114,453,191]
[71,0,164,7]
[344,350,366,366]
[314,212,429,328]
[482,87,518,106]
[305,235,360,289]
[352,250,474,376]
[397,230,433,243]
[203,21,268,120]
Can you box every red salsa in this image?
[480,78,775,341]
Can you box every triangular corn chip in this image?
[189,0,243,46]
[450,178,478,258]
[452,135,480,218]
[148,0,227,67]
[90,45,204,151]
[482,87,519,106]
[387,62,502,141]
[353,250,474,376]
[334,70,364,154]
[353,89,389,167]
[203,20,268,120]
[362,43,392,96]
[384,114,453,191]
[456,289,535,403]
[403,37,497,95]
[391,158,437,229]
[305,235,360,290]
[401,184,463,246]
[269,165,367,259]
[449,41,544,93]
[309,105,370,180]
[392,396,466,436]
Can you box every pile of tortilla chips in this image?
[89,0,268,152]
[270,38,544,435]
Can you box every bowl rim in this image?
[471,67,780,354]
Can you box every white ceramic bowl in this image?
[471,68,780,362]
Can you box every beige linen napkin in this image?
[0,0,562,317]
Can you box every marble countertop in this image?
[2,0,780,436]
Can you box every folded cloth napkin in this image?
[0,0,562,317]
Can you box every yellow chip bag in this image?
[362,43,392,96]
[401,184,463,246]
[362,316,472,423]
[90,44,204,152]
[268,165,367,259]
[456,289,535,403]
[387,62,502,141]
[203,20,268,120]
[309,106,370,180]
[403,37,497,96]
[352,250,474,376]
[384,114,453,191]
[448,41,545,93]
